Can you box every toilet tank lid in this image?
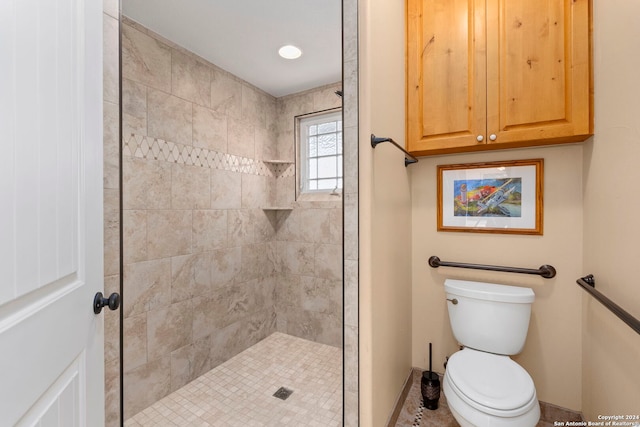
[444,279,535,303]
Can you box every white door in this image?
[0,0,105,425]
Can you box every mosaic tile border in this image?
[123,133,295,178]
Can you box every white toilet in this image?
[443,279,540,427]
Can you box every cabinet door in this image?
[486,0,592,146]
[406,0,487,155]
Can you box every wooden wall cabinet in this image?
[406,0,592,156]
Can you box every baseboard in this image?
[385,368,416,427]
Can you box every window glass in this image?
[298,110,342,194]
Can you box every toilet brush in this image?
[421,342,440,410]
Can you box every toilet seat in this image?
[446,348,537,416]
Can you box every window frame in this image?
[295,108,343,199]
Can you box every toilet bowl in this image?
[443,348,540,427]
[442,279,540,427]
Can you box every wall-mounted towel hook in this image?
[371,134,419,167]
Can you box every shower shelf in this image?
[263,159,293,164]
[262,206,293,211]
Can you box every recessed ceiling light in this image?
[278,45,302,59]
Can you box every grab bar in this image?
[428,255,557,279]
[371,134,418,167]
[577,275,640,336]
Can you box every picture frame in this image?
[437,159,544,235]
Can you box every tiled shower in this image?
[119,18,343,420]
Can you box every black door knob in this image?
[93,292,120,314]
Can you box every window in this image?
[298,110,343,194]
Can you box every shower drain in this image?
[273,387,294,400]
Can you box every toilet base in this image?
[443,371,540,427]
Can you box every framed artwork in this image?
[437,159,544,235]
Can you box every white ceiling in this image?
[122,0,342,97]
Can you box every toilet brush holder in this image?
[421,342,440,410]
[421,371,440,410]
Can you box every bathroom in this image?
[102,0,638,425]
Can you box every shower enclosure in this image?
[108,1,360,425]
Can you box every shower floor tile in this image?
[124,332,342,427]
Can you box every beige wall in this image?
[359,0,413,425]
[582,0,640,418]
[411,145,584,411]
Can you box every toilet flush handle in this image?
[446,298,458,305]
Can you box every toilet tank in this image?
[444,279,535,355]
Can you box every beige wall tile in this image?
[275,273,300,314]
[276,128,295,162]
[253,209,277,243]
[314,243,342,281]
[239,243,276,283]
[227,117,255,158]
[103,15,119,104]
[344,260,358,328]
[123,313,147,372]
[147,299,194,361]
[329,206,343,245]
[241,174,271,208]
[123,156,171,210]
[104,358,120,427]
[122,78,147,137]
[241,84,267,128]
[147,88,193,145]
[104,189,120,277]
[301,208,332,243]
[170,254,197,303]
[196,247,242,292]
[123,356,171,419]
[193,104,227,152]
[254,125,276,161]
[171,49,211,107]
[209,310,276,368]
[123,210,147,264]
[211,68,242,118]
[103,101,119,190]
[342,125,358,195]
[227,209,253,245]
[313,83,343,111]
[276,175,295,207]
[277,241,315,275]
[171,163,211,209]
[191,293,223,341]
[343,192,358,261]
[301,276,342,316]
[123,258,171,317]
[103,0,118,19]
[122,24,171,92]
[104,275,120,364]
[192,209,227,252]
[211,169,241,209]
[170,337,211,392]
[146,209,192,259]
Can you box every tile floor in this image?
[125,333,342,427]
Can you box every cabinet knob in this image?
[476,135,484,142]
[489,134,497,141]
